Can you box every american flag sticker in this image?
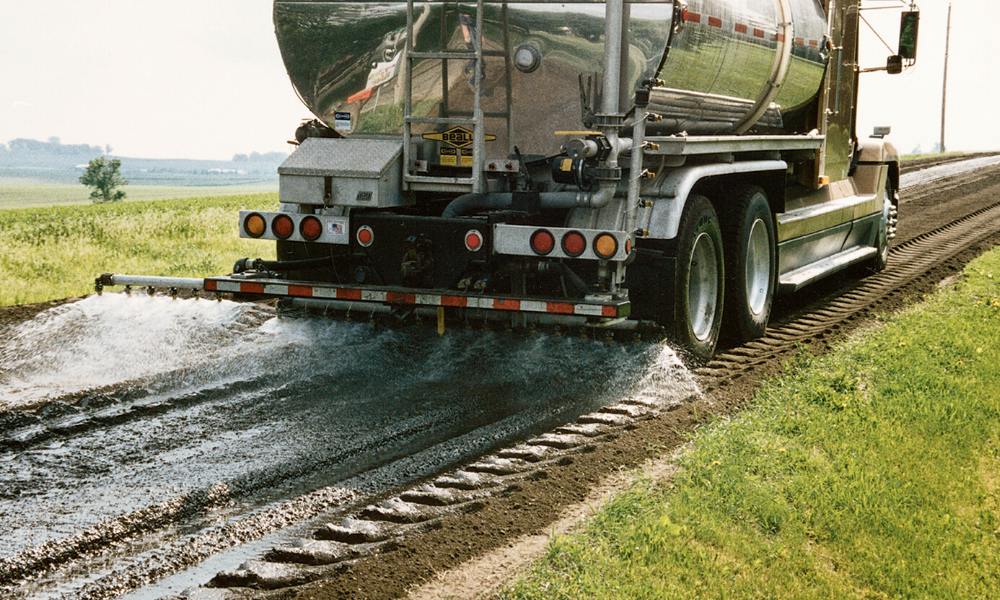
[326,218,348,243]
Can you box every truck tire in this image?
[672,195,725,360]
[867,180,894,273]
[719,186,776,342]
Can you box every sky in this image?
[2,0,997,161]
[855,0,1000,155]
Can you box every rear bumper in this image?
[203,275,631,325]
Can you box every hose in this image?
[233,256,331,273]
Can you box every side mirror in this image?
[871,126,891,139]
[887,55,903,75]
[898,10,919,61]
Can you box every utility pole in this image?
[940,3,951,153]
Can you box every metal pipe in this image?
[234,257,330,273]
[601,0,624,116]
[96,274,204,291]
[441,185,621,218]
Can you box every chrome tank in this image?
[655,0,829,134]
[274,0,828,157]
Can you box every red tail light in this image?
[465,229,484,252]
[530,229,554,255]
[272,215,294,239]
[561,231,586,257]
[357,225,374,247]
[300,216,322,241]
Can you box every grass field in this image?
[0,182,278,210]
[502,250,1000,599]
[0,193,278,305]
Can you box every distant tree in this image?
[79,157,129,203]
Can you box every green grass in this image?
[0,182,277,210]
[899,151,969,162]
[503,251,1000,600]
[0,193,278,305]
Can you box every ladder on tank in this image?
[401,0,512,194]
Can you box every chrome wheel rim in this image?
[688,231,720,342]
[745,218,771,316]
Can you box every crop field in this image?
[0,193,278,305]
[0,181,278,210]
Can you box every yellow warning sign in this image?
[439,147,473,167]
[440,147,458,167]
[423,126,496,149]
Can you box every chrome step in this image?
[779,246,878,293]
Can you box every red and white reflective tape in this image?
[681,10,821,48]
[204,279,623,318]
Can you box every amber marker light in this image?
[561,231,586,257]
[272,214,295,239]
[300,216,322,241]
[593,233,618,259]
[244,213,266,238]
[530,229,554,255]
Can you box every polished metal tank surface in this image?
[273,0,828,156]
[653,0,828,134]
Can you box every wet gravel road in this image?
[0,294,695,599]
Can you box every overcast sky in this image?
[2,0,996,160]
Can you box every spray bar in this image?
[95,273,205,293]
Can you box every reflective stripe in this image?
[575,304,605,317]
[520,301,547,313]
[441,295,468,307]
[547,302,575,314]
[263,284,289,295]
[493,299,521,311]
[204,279,624,318]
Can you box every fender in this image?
[637,160,787,241]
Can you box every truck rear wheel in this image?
[672,195,725,360]
[719,186,776,342]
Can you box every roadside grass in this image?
[0,183,277,210]
[502,251,1000,599]
[0,193,277,305]
[899,151,968,162]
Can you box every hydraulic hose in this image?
[233,256,331,273]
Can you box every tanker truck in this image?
[98,0,920,359]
